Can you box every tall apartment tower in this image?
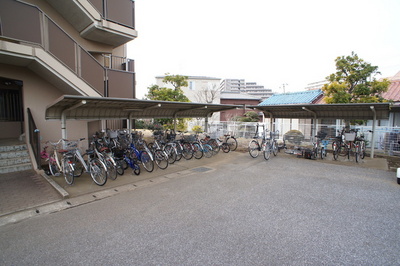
[0,0,138,143]
[220,79,273,100]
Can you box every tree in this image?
[146,74,190,102]
[322,52,390,104]
[195,83,223,104]
[234,111,260,122]
[145,74,190,130]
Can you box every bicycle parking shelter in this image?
[248,102,393,158]
[45,95,394,158]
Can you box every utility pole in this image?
[281,83,288,93]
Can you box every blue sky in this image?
[128,0,400,99]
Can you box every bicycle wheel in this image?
[248,140,260,158]
[320,147,326,160]
[182,142,193,160]
[62,157,74,185]
[203,144,213,158]
[116,159,124,175]
[360,141,366,159]
[208,139,219,155]
[72,154,84,177]
[263,143,271,160]
[192,142,203,159]
[221,142,230,153]
[332,142,339,161]
[164,144,177,164]
[140,151,154,172]
[105,159,117,180]
[272,140,278,156]
[89,158,107,186]
[312,147,318,159]
[175,143,183,161]
[154,149,168,169]
[48,156,60,176]
[227,137,238,151]
[133,163,140,175]
[354,143,360,163]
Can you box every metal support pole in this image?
[370,106,376,158]
[302,107,317,140]
[61,100,86,143]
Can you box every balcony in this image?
[44,0,137,47]
[0,0,135,98]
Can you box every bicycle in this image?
[332,128,358,162]
[126,136,155,172]
[311,131,327,160]
[220,133,238,152]
[263,129,279,160]
[41,139,64,176]
[194,132,213,159]
[91,136,118,180]
[248,124,269,159]
[139,131,168,170]
[63,138,108,186]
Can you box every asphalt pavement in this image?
[0,151,399,265]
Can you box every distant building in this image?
[155,75,222,122]
[220,91,261,121]
[220,79,273,100]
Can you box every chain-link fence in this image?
[188,120,400,156]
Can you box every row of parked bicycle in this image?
[41,129,238,186]
[247,124,367,162]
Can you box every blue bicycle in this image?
[123,148,141,175]
[126,142,154,172]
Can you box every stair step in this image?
[0,143,32,174]
[0,149,30,160]
[0,144,27,153]
[0,163,32,174]
[0,156,32,167]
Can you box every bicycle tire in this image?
[175,143,183,161]
[72,154,84,177]
[332,142,339,161]
[227,137,238,151]
[140,151,154,172]
[203,144,213,158]
[192,142,203,159]
[154,149,168,169]
[263,143,271,160]
[320,147,326,160]
[248,140,260,158]
[360,141,366,159]
[48,157,60,176]
[105,159,117,180]
[116,159,124,175]
[208,139,219,155]
[272,140,278,156]
[312,147,318,159]
[182,142,193,160]
[63,157,74,185]
[164,144,177,164]
[89,158,107,186]
[221,143,230,153]
[133,163,140,175]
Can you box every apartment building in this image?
[220,79,273,100]
[0,0,137,144]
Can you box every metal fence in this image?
[188,120,400,156]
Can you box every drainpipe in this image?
[61,100,86,144]
[370,106,376,158]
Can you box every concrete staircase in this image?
[0,143,33,174]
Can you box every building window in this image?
[189,81,195,90]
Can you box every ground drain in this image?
[192,167,212,173]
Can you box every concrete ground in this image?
[0,150,399,265]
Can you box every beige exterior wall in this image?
[0,64,89,147]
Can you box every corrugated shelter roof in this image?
[45,95,241,120]
[259,89,323,106]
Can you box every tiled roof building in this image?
[259,89,324,106]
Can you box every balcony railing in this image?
[88,0,135,29]
[0,0,135,98]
